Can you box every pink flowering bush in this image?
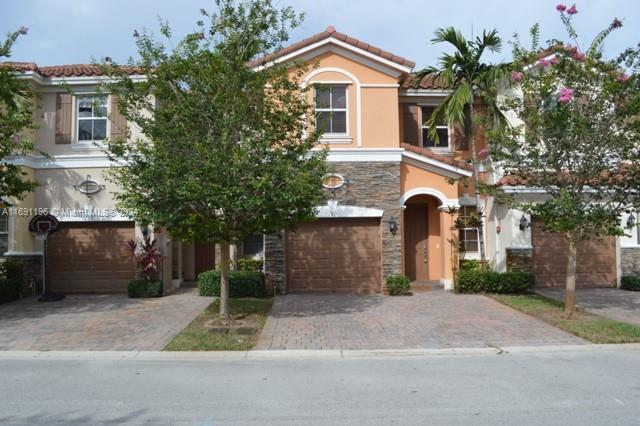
[487,4,640,313]
[557,87,574,103]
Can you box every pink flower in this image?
[478,148,490,159]
[537,58,550,68]
[550,56,559,65]
[556,4,566,12]
[564,44,578,53]
[573,51,585,61]
[567,4,577,15]
[511,71,524,82]
[612,18,623,28]
[17,26,28,35]
[617,74,630,83]
[558,87,574,104]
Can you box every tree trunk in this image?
[468,96,486,263]
[565,236,577,314]
[219,240,230,320]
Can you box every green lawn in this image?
[491,294,640,344]
[164,298,273,351]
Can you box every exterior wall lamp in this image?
[519,215,531,231]
[385,217,398,235]
[627,212,636,229]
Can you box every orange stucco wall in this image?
[400,162,459,199]
[289,50,401,149]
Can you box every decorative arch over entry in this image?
[400,187,459,209]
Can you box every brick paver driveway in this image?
[255,291,584,350]
[0,288,212,351]
[537,287,640,327]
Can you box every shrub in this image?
[621,275,640,291]
[460,259,483,271]
[127,280,163,298]
[456,269,534,294]
[198,270,266,298]
[385,275,411,296]
[237,258,263,272]
[0,259,24,303]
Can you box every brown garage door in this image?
[286,218,382,293]
[532,218,617,288]
[47,222,136,293]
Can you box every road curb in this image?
[1,343,639,361]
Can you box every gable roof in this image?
[249,26,415,71]
[0,61,143,78]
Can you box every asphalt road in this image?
[1,348,640,425]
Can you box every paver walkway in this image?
[0,288,213,350]
[537,287,640,326]
[255,291,585,350]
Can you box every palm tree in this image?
[415,27,510,263]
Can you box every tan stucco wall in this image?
[34,90,145,156]
[33,167,121,211]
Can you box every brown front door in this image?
[47,222,136,293]
[404,203,428,281]
[194,243,216,276]
[286,218,382,293]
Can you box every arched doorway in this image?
[403,194,444,282]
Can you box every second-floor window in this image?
[77,95,108,143]
[315,85,347,135]
[421,106,449,149]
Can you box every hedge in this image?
[127,280,163,298]
[385,275,411,295]
[621,275,640,291]
[0,259,24,303]
[456,269,535,294]
[198,270,266,298]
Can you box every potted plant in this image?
[126,233,163,298]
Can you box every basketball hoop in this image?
[34,232,48,241]
[28,214,63,302]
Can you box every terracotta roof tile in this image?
[400,73,450,90]
[249,26,415,69]
[0,61,143,78]
[401,143,473,171]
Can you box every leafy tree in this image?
[0,27,38,200]
[415,27,510,263]
[104,0,328,318]
[489,5,639,313]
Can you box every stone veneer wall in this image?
[505,248,533,272]
[331,162,402,279]
[264,162,402,293]
[264,232,285,293]
[621,247,640,276]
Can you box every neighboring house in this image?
[1,26,634,295]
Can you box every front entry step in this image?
[410,280,444,292]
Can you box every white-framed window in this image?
[421,106,449,149]
[76,95,108,143]
[315,85,347,135]
[243,234,264,258]
[0,208,8,255]
[458,206,479,253]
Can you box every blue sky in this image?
[2,0,638,69]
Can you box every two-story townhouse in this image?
[3,26,633,296]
